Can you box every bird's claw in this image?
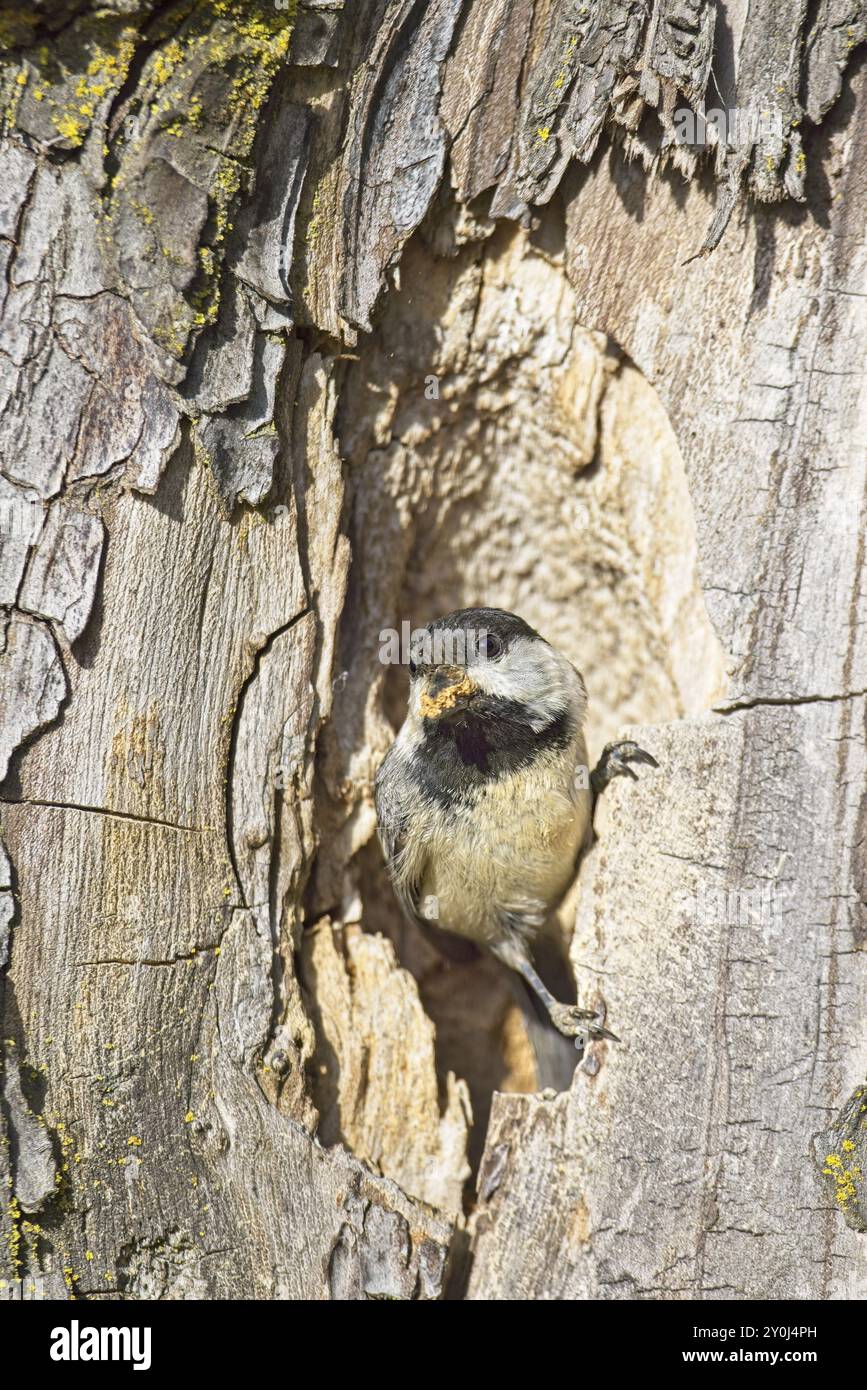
[549,1002,620,1046]
[591,740,659,798]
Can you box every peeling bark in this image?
[0,0,864,1301]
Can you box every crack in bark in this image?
[715,687,867,713]
[0,795,213,834]
[224,606,312,911]
[76,929,227,970]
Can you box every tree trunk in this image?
[1,0,865,1301]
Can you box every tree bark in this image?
[0,0,865,1301]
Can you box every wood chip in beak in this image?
[418,671,478,719]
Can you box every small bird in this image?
[374,607,657,1072]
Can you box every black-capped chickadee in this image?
[375,607,657,1066]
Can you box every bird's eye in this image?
[477,633,502,661]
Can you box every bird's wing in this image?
[374,744,480,962]
[374,743,424,925]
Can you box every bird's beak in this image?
[418,666,478,719]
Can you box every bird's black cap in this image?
[424,607,543,650]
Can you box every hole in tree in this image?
[303,208,726,1206]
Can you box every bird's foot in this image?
[549,1002,620,1048]
[591,740,658,798]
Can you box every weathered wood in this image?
[0,0,864,1301]
[462,44,867,1297]
[469,710,867,1297]
[338,0,464,331]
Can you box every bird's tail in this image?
[506,932,582,1093]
